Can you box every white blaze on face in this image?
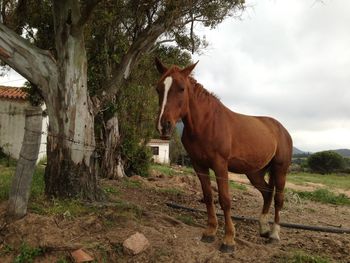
[158,76,173,133]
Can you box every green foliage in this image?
[14,243,44,263]
[3,0,245,183]
[22,82,44,106]
[114,48,193,177]
[121,135,153,177]
[169,129,186,164]
[307,151,345,174]
[294,189,350,206]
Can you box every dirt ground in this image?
[0,166,349,262]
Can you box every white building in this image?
[147,139,170,164]
[0,86,47,161]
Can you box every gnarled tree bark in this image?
[0,0,102,200]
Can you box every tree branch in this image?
[0,22,56,93]
[76,0,101,29]
[101,22,166,101]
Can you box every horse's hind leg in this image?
[246,169,274,238]
[193,162,218,243]
[269,164,288,242]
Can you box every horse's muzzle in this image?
[160,120,172,139]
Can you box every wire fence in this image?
[3,135,286,194]
[1,111,287,194]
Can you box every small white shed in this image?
[147,139,170,164]
[0,86,47,161]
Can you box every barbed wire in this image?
[2,126,287,194]
[2,123,287,194]
[0,111,27,116]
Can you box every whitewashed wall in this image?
[148,140,170,164]
[0,99,47,162]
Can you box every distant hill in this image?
[293,147,306,155]
[331,149,350,158]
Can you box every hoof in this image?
[201,235,216,243]
[260,231,270,238]
[219,243,235,253]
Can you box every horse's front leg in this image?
[193,163,218,243]
[213,159,235,253]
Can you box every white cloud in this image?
[193,0,350,152]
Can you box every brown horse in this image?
[154,58,293,253]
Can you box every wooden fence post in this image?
[7,106,43,220]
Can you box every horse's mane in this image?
[188,76,220,102]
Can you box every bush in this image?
[121,134,152,177]
[169,129,186,164]
[307,151,345,174]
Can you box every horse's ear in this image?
[181,61,199,77]
[155,57,168,74]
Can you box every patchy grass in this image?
[113,199,143,220]
[291,188,350,206]
[0,163,14,201]
[151,164,177,176]
[288,172,350,190]
[0,244,14,257]
[103,186,120,195]
[151,164,197,177]
[29,197,98,217]
[0,154,17,167]
[0,162,45,201]
[276,250,332,263]
[229,181,247,191]
[14,242,44,263]
[122,179,143,189]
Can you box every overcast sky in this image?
[192,0,350,152]
[1,0,349,152]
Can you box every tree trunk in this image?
[44,1,101,200]
[0,2,102,200]
[97,23,166,179]
[7,107,43,220]
[100,116,125,179]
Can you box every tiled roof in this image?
[0,86,27,100]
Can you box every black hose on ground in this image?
[166,202,350,234]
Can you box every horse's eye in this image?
[179,85,185,92]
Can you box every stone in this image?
[71,249,94,262]
[123,232,150,255]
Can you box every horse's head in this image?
[154,58,198,139]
